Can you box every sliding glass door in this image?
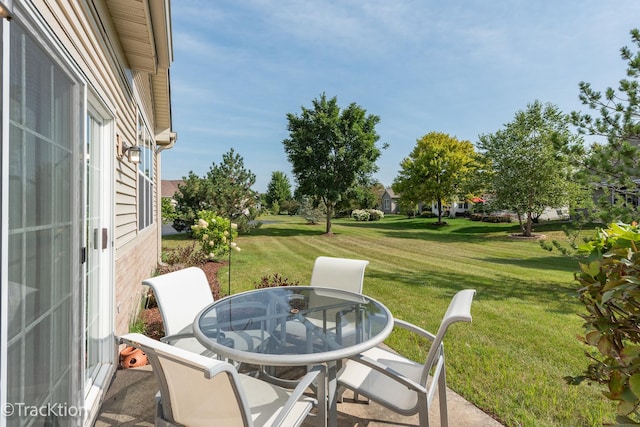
[6,21,82,427]
[83,105,114,418]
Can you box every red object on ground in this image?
[120,346,147,368]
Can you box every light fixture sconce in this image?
[0,1,12,20]
[123,145,141,163]
[117,134,141,164]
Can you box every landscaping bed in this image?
[141,261,225,340]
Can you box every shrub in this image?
[254,273,300,288]
[161,242,207,267]
[368,209,384,221]
[420,211,436,218]
[280,199,300,215]
[484,214,512,223]
[271,200,280,215]
[568,222,640,424]
[298,197,325,224]
[190,210,240,261]
[351,209,370,221]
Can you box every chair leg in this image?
[438,367,448,427]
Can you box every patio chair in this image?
[279,256,370,343]
[262,257,370,387]
[120,333,323,427]
[310,256,369,294]
[337,289,476,427]
[142,267,264,357]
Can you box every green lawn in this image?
[164,214,615,426]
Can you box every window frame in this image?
[137,112,154,231]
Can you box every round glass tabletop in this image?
[193,286,393,366]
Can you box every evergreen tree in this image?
[571,28,640,223]
[265,171,292,211]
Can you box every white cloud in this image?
[167,0,640,191]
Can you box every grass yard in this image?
[163,215,615,426]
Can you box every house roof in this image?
[384,188,398,199]
[161,180,183,198]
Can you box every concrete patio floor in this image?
[94,364,503,427]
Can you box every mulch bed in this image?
[141,261,226,341]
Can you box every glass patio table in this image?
[193,286,394,427]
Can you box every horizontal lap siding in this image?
[34,0,162,332]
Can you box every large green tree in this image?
[282,94,383,234]
[571,28,640,223]
[479,100,584,237]
[265,171,292,211]
[392,132,478,224]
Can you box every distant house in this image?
[380,188,400,214]
[162,179,184,204]
[428,199,471,217]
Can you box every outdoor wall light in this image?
[117,134,141,164]
[123,145,141,163]
[0,1,12,20]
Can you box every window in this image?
[137,114,154,230]
[383,198,390,211]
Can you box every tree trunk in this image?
[517,213,524,233]
[325,204,333,234]
[437,199,443,223]
[524,212,533,237]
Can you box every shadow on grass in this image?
[476,255,578,273]
[370,268,578,314]
[338,218,591,244]
[249,224,328,237]
[162,233,192,242]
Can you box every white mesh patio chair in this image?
[280,256,370,342]
[120,333,323,427]
[310,256,369,294]
[262,257,370,387]
[143,267,265,357]
[337,289,476,427]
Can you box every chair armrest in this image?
[348,353,427,394]
[271,365,324,427]
[394,319,436,342]
[160,332,195,345]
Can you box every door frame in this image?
[0,10,10,427]
[83,92,116,425]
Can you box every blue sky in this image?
[166,0,640,193]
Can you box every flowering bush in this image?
[351,209,384,221]
[351,209,370,221]
[190,210,239,260]
[368,209,384,221]
[568,222,640,424]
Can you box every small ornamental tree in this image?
[393,131,478,225]
[569,222,640,424]
[190,210,239,261]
